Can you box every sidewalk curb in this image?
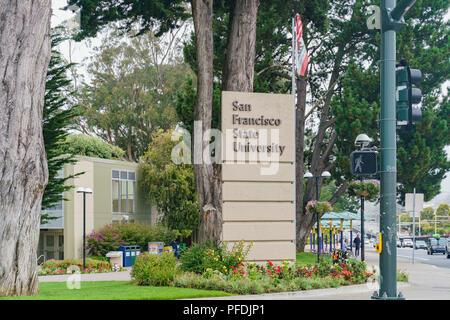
[184,282,410,300]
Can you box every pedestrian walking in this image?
[354,234,361,257]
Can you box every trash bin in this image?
[148,242,164,255]
[106,251,123,268]
[170,241,180,258]
[130,245,141,265]
[118,246,133,267]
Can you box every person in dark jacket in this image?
[354,234,361,257]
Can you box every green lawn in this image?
[0,281,231,300]
[296,252,331,266]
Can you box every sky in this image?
[50,0,449,204]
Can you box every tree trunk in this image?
[0,0,51,296]
[192,0,259,244]
[295,77,307,252]
[223,0,259,92]
[191,0,222,243]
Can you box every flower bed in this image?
[131,241,374,295]
[170,258,373,295]
[38,258,125,276]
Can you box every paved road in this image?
[298,250,450,300]
[396,247,450,269]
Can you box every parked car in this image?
[426,237,446,255]
[402,238,414,248]
[445,238,450,259]
[396,239,402,247]
[414,240,426,250]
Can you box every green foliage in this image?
[131,252,178,286]
[347,180,380,201]
[436,204,449,217]
[397,94,449,203]
[140,130,200,239]
[66,0,189,40]
[420,207,435,220]
[75,26,191,161]
[86,222,178,256]
[179,241,253,275]
[41,28,81,223]
[60,134,125,160]
[397,269,409,282]
[173,256,372,294]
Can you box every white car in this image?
[402,239,414,248]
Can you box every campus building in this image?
[38,156,154,262]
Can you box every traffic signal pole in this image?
[373,0,417,300]
[379,0,398,299]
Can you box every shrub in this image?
[86,222,178,256]
[179,241,253,275]
[132,252,178,286]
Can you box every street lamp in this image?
[304,170,331,264]
[76,187,93,269]
[354,134,374,262]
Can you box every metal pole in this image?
[83,192,86,269]
[292,17,297,248]
[434,210,437,234]
[316,176,320,264]
[361,177,365,261]
[379,0,398,298]
[412,188,416,263]
[330,228,333,252]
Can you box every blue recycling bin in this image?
[119,246,140,267]
[170,241,180,258]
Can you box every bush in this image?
[131,252,178,286]
[86,222,178,256]
[179,241,253,275]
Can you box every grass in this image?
[0,281,231,300]
[296,252,331,266]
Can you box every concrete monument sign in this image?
[221,91,295,264]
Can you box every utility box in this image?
[148,242,165,255]
[106,251,123,268]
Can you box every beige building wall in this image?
[221,91,295,265]
[64,159,94,260]
[63,156,152,259]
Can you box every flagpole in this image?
[292,17,297,247]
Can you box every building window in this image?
[112,169,136,214]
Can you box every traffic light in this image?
[396,60,422,125]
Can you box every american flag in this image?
[295,14,309,77]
